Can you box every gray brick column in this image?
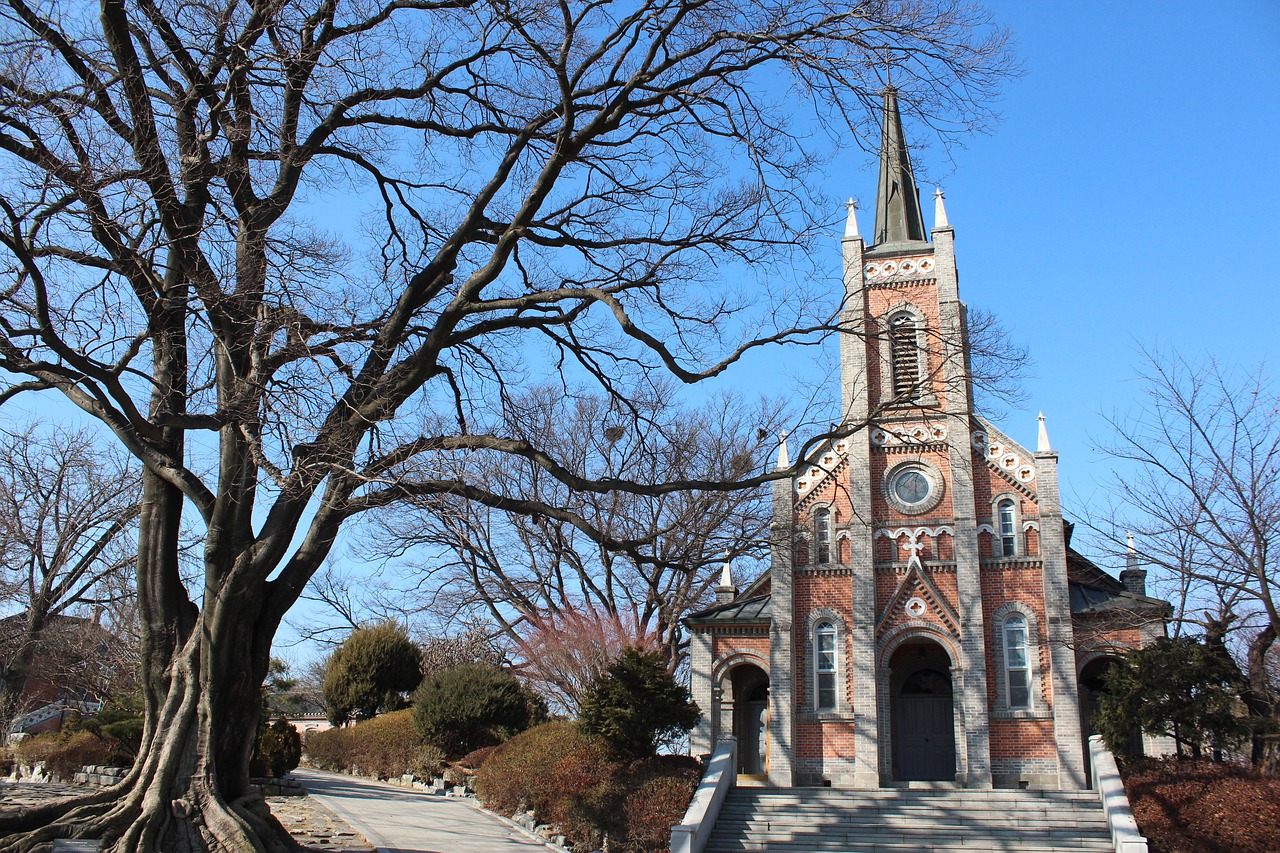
[689,629,715,755]
[934,226,992,787]
[839,233,880,787]
[767,472,795,786]
[1034,446,1088,789]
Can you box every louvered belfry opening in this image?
[890,314,921,400]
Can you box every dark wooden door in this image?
[898,669,955,781]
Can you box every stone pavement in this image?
[292,767,555,853]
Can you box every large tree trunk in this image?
[1245,625,1280,774]
[0,565,297,852]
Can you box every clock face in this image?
[892,469,931,506]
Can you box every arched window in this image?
[815,508,832,564]
[889,312,923,400]
[997,499,1017,557]
[1003,614,1030,709]
[815,621,837,710]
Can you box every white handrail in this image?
[670,737,737,853]
[1088,735,1149,853]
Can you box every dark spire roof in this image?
[872,86,927,247]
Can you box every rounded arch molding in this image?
[712,649,769,688]
[877,622,960,668]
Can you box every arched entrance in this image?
[890,641,956,782]
[729,664,769,775]
[1079,654,1141,771]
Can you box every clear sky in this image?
[829,0,1280,518]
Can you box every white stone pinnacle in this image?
[844,198,860,238]
[777,430,790,468]
[1037,412,1051,452]
[719,556,733,590]
[1126,531,1136,555]
[933,187,949,229]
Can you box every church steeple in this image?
[872,86,927,247]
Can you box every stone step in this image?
[716,809,1105,819]
[707,788,1112,853]
[701,840,1111,845]
[728,790,1101,803]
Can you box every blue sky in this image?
[269,1,1280,656]
[831,0,1280,515]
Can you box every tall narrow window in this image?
[998,500,1017,557]
[815,621,837,710]
[889,313,922,400]
[1003,614,1030,709]
[815,508,832,564]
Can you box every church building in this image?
[686,89,1169,791]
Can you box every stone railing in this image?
[670,737,737,853]
[1088,735,1149,853]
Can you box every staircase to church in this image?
[704,787,1113,852]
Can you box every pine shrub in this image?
[412,663,536,757]
[579,647,701,759]
[322,621,422,725]
[251,719,302,778]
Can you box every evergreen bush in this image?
[412,663,538,757]
[322,621,422,725]
[1096,636,1250,759]
[251,719,302,778]
[579,646,701,759]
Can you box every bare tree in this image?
[0,0,1013,848]
[1094,350,1280,772]
[368,385,778,683]
[0,423,141,737]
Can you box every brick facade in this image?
[684,90,1168,791]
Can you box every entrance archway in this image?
[890,642,956,782]
[728,664,769,775]
[1079,654,1141,771]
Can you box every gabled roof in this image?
[685,594,770,626]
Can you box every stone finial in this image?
[715,554,736,604]
[844,198,860,238]
[776,431,790,469]
[933,187,949,229]
[1121,532,1147,597]
[1037,412,1051,452]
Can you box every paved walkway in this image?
[291,767,552,853]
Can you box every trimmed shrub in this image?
[478,724,701,852]
[348,710,424,778]
[412,664,536,757]
[622,773,699,852]
[579,647,701,759]
[303,711,441,779]
[304,726,354,772]
[457,745,500,771]
[251,719,302,778]
[476,722,613,821]
[14,730,113,780]
[323,621,422,725]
